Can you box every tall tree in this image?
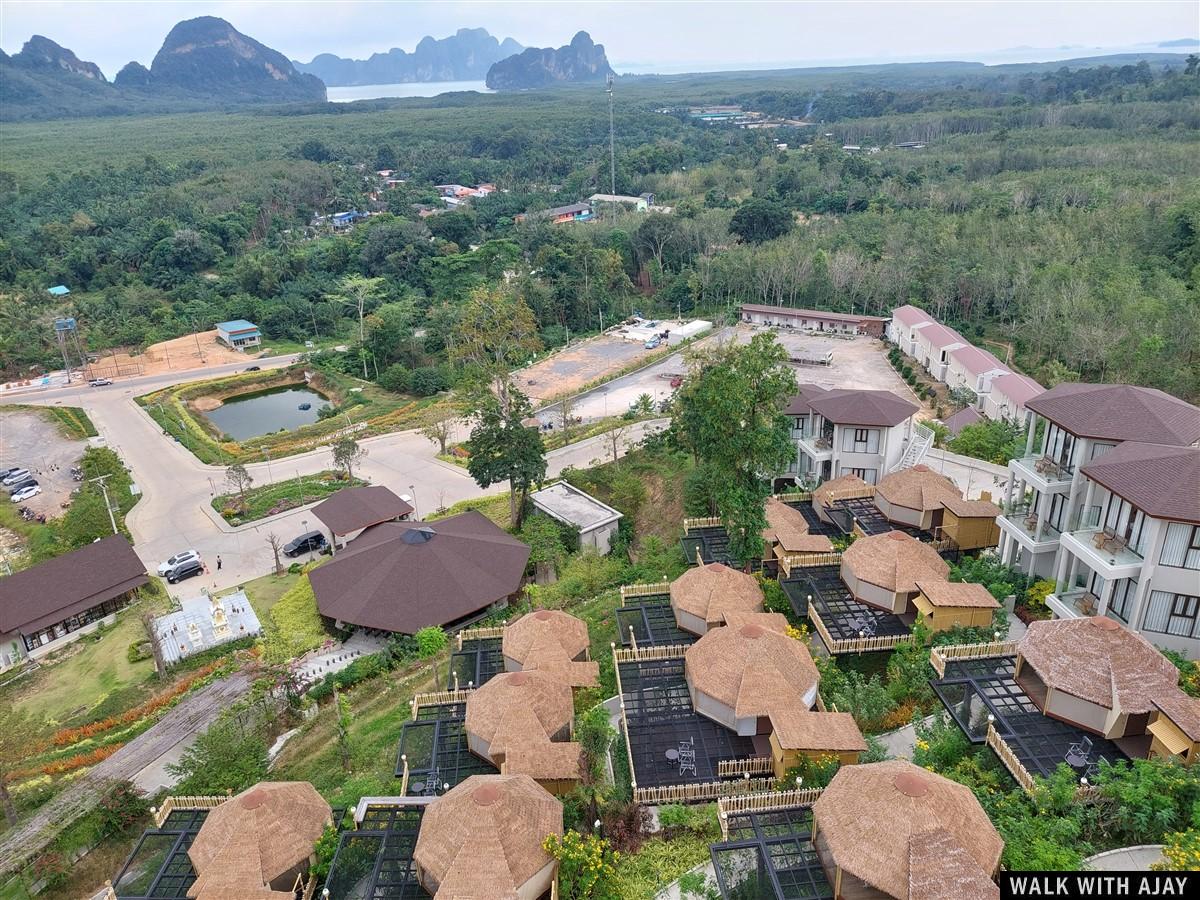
[450,285,541,415]
[328,275,385,379]
[672,333,796,562]
[465,391,546,527]
[225,463,253,508]
[331,435,367,480]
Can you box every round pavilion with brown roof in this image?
[670,563,764,636]
[502,609,599,687]
[413,773,563,900]
[812,760,1003,900]
[762,497,836,559]
[187,781,331,899]
[684,612,819,734]
[873,465,963,530]
[840,531,949,614]
[465,670,582,793]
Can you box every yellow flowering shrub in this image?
[543,830,620,899]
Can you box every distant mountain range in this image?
[486,31,614,90]
[295,27,522,86]
[0,16,324,121]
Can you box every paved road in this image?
[1,355,662,593]
[0,672,253,876]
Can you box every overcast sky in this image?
[2,0,1197,80]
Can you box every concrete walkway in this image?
[1083,845,1165,870]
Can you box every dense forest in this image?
[1,57,1197,398]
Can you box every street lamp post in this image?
[408,484,419,520]
[263,449,274,483]
[302,518,313,561]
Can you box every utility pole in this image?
[606,74,616,224]
[89,473,119,535]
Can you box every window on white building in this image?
[1107,577,1138,624]
[1143,591,1200,639]
[1160,523,1200,571]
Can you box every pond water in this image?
[204,386,331,440]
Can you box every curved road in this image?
[1,359,661,592]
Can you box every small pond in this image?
[203,385,332,440]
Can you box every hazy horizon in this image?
[2,0,1197,82]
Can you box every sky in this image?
[2,0,1197,80]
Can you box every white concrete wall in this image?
[1047,691,1109,733]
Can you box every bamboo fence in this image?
[808,605,915,655]
[929,641,1019,678]
[717,757,774,777]
[716,787,826,838]
[152,794,228,827]
[633,777,777,806]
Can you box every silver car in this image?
[157,549,201,577]
[2,469,31,486]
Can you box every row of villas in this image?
[995,382,1200,658]
[888,305,1045,425]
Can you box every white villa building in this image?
[791,387,925,486]
[996,383,1200,658]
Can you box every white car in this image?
[10,485,41,503]
[157,549,201,577]
[2,469,31,486]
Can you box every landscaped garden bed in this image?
[212,470,365,524]
[137,365,454,464]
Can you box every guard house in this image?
[0,535,147,670]
[214,319,261,350]
[529,481,623,555]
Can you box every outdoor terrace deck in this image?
[112,809,209,900]
[449,637,504,689]
[827,496,924,538]
[711,806,833,900]
[616,593,697,648]
[790,565,912,643]
[618,657,757,789]
[932,657,1129,780]
[324,802,428,899]
[395,702,497,795]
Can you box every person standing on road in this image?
[216,555,222,571]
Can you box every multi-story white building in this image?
[790,387,924,486]
[995,383,1200,658]
[945,344,1009,401]
[886,304,936,355]
[983,371,1044,424]
[912,323,968,381]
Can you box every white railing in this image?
[410,688,474,719]
[929,641,1018,678]
[717,757,774,777]
[778,552,842,577]
[986,722,1035,793]
[890,423,935,473]
[809,604,915,655]
[633,777,776,806]
[683,516,723,532]
[612,643,688,664]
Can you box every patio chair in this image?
[1067,736,1093,759]
[1086,756,1110,780]
[678,739,697,777]
[859,617,877,638]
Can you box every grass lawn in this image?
[0,592,169,727]
[427,492,511,528]
[211,471,364,525]
[223,569,302,621]
[0,405,98,440]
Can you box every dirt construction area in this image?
[544,324,922,424]
[514,332,671,404]
[89,330,260,380]
[0,409,87,517]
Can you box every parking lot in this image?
[0,409,87,516]
[514,332,670,404]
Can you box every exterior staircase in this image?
[889,423,934,473]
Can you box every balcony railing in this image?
[1012,455,1074,486]
[1048,589,1101,618]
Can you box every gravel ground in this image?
[0,410,86,517]
[515,332,668,403]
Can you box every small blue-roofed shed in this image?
[47,285,70,296]
[215,319,262,350]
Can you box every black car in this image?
[166,559,204,584]
[244,365,261,372]
[7,478,37,496]
[284,531,327,557]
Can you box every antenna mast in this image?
[606,74,616,223]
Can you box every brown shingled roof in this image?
[414,774,562,900]
[1080,442,1200,525]
[768,709,867,753]
[842,532,949,593]
[1025,383,1200,445]
[762,498,835,554]
[808,388,919,427]
[875,465,962,513]
[916,581,1000,609]
[312,485,414,536]
[670,563,764,629]
[685,613,819,719]
[783,384,830,416]
[813,761,1002,900]
[502,610,598,687]
[309,512,530,634]
[0,534,147,634]
[187,782,330,899]
[1019,617,1182,715]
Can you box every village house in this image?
[839,531,950,615]
[796,388,922,485]
[670,562,765,636]
[0,534,148,670]
[501,608,599,687]
[312,484,414,550]
[214,319,261,350]
[740,303,889,338]
[529,481,623,555]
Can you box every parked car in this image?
[2,469,31,486]
[7,478,37,496]
[644,337,661,349]
[0,467,23,481]
[244,365,261,372]
[88,378,113,387]
[166,559,204,584]
[284,531,327,557]
[157,549,201,577]
[10,485,41,503]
